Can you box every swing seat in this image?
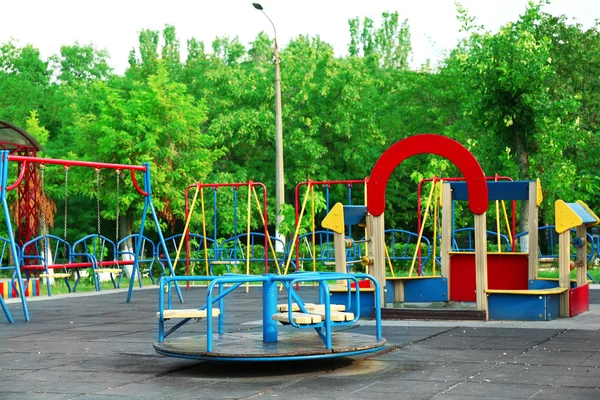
[39,273,71,279]
[94,268,122,274]
[157,308,221,319]
[210,260,243,265]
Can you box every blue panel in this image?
[567,203,597,224]
[343,205,367,226]
[404,278,448,302]
[331,290,374,317]
[546,293,560,320]
[450,181,531,201]
[528,279,559,290]
[385,281,395,303]
[488,293,548,321]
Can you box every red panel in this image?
[488,254,529,291]
[368,134,488,216]
[570,284,590,317]
[449,253,529,302]
[449,253,477,302]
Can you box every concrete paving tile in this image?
[0,377,116,395]
[417,335,491,349]
[554,374,600,388]
[471,371,559,385]
[361,379,453,394]
[391,361,486,382]
[0,353,95,370]
[528,386,600,399]
[581,353,600,367]
[445,382,546,398]
[0,393,73,400]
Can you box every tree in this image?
[50,43,112,84]
[0,41,52,127]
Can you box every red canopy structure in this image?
[0,120,44,247]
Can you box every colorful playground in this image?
[1,128,599,398]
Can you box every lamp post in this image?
[253,2,285,249]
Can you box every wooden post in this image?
[576,225,587,288]
[367,213,386,306]
[528,182,539,280]
[441,183,452,296]
[333,232,347,275]
[474,212,488,316]
[558,230,571,317]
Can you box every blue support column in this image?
[262,275,278,343]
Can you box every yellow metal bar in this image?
[174,185,200,274]
[200,187,209,276]
[501,200,513,247]
[251,186,282,275]
[384,244,395,277]
[283,183,312,276]
[432,180,440,276]
[409,181,435,277]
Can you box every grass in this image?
[38,276,159,296]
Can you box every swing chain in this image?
[115,169,120,245]
[96,168,101,237]
[40,165,47,259]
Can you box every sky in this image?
[1,0,598,74]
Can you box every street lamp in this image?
[253,2,285,249]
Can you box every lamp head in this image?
[252,3,263,10]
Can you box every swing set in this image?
[293,179,368,274]
[170,181,286,290]
[0,150,183,323]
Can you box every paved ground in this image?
[1,284,599,399]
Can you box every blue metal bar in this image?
[0,151,28,321]
[263,277,278,343]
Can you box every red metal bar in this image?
[7,160,28,190]
[130,170,148,197]
[8,155,147,171]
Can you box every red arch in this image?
[367,134,488,216]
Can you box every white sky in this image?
[1,0,598,74]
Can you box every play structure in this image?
[0,150,182,323]
[324,134,597,321]
[154,271,384,361]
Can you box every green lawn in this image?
[37,276,159,296]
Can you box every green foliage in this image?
[0,3,598,248]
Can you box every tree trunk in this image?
[118,213,134,278]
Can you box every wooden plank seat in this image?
[308,311,355,322]
[272,312,322,324]
[276,303,346,312]
[307,304,346,312]
[277,303,314,312]
[156,308,221,319]
[94,269,122,274]
[39,273,71,279]
[485,287,569,295]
